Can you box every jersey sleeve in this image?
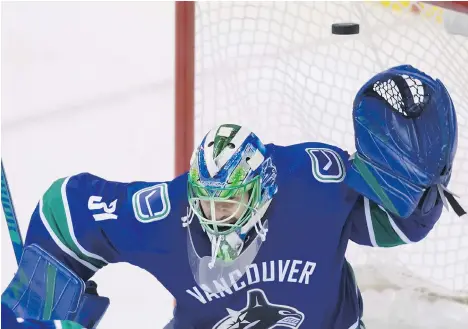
[23,172,178,280]
[285,141,445,247]
[348,195,443,247]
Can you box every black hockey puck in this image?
[332,23,360,35]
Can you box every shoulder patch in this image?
[132,183,171,223]
[305,147,346,183]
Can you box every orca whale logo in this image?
[213,289,304,329]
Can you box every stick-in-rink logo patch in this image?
[132,183,171,223]
[305,147,346,183]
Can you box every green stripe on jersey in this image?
[41,178,106,269]
[353,156,399,215]
[369,201,405,247]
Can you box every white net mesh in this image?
[193,0,468,309]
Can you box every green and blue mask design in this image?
[187,124,277,240]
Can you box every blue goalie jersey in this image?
[19,142,443,329]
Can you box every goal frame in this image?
[174,1,468,176]
[172,0,468,309]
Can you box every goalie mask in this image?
[182,124,278,293]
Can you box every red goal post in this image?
[174,0,468,304]
[175,1,195,176]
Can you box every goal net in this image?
[175,1,468,325]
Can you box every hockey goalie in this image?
[1,65,465,329]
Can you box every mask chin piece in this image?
[186,219,269,294]
[206,199,272,268]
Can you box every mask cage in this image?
[187,175,261,236]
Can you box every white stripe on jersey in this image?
[61,176,110,264]
[378,204,414,244]
[39,198,99,272]
[364,197,378,247]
